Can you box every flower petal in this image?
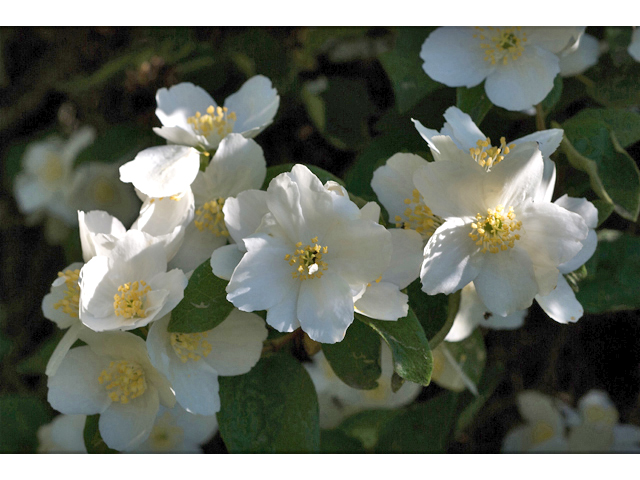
[156,82,216,132]
[224,75,280,136]
[210,244,245,281]
[355,281,408,321]
[440,106,486,150]
[535,274,583,324]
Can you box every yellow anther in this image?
[98,360,147,404]
[394,189,443,240]
[469,137,515,171]
[194,197,229,237]
[584,405,619,426]
[186,105,237,139]
[469,205,522,254]
[531,421,555,445]
[287,236,329,281]
[53,269,81,318]
[113,281,152,319]
[40,153,64,183]
[475,27,527,66]
[170,332,212,363]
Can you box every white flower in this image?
[79,230,188,332]
[78,210,128,262]
[558,33,601,77]
[47,330,175,452]
[37,414,87,453]
[211,164,392,344]
[131,405,218,453]
[68,160,141,227]
[502,390,568,452]
[146,309,267,416]
[628,28,640,62]
[14,126,95,225]
[304,344,421,429]
[168,134,266,273]
[415,139,588,316]
[154,76,280,151]
[420,27,584,110]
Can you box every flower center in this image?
[148,412,184,451]
[469,205,522,253]
[531,421,555,445]
[113,281,152,319]
[187,105,237,139]
[40,153,64,183]
[584,405,618,426]
[98,360,147,404]
[475,27,527,66]
[285,236,329,281]
[170,332,212,363]
[469,137,515,171]
[53,269,81,318]
[394,189,443,240]
[194,198,229,237]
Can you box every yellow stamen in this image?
[469,205,522,254]
[531,421,555,445]
[170,332,212,363]
[286,236,329,281]
[98,360,147,404]
[394,189,443,240]
[53,269,81,318]
[194,197,229,237]
[113,281,152,319]
[474,27,527,66]
[186,105,237,139]
[468,137,515,171]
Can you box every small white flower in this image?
[558,33,602,77]
[131,405,218,453]
[212,164,392,344]
[37,414,87,453]
[154,76,280,151]
[415,139,588,316]
[47,330,175,452]
[168,134,266,273]
[14,126,95,225]
[305,344,421,429]
[79,230,188,332]
[420,27,584,110]
[78,210,127,262]
[147,309,267,416]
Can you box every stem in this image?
[535,103,546,131]
[261,328,303,354]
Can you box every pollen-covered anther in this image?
[53,269,81,318]
[113,281,152,319]
[394,188,443,239]
[285,236,329,281]
[194,197,229,237]
[186,105,237,138]
[469,137,515,171]
[98,360,147,404]
[474,26,527,66]
[170,332,213,363]
[469,205,522,254]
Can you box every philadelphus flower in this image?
[168,134,267,273]
[420,27,584,110]
[147,310,267,416]
[154,76,280,151]
[415,138,589,316]
[304,345,421,429]
[14,126,95,225]
[37,414,87,453]
[211,164,393,344]
[47,330,175,451]
[558,33,601,77]
[79,230,188,332]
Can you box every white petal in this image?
[525,27,585,54]
[45,323,85,377]
[205,309,268,376]
[559,33,600,77]
[222,189,270,247]
[382,228,423,288]
[445,283,485,342]
[224,75,280,136]
[420,27,494,88]
[265,290,301,333]
[535,274,583,324]
[152,126,200,148]
[554,194,598,229]
[168,360,221,416]
[148,268,188,319]
[99,387,159,451]
[119,145,201,198]
[513,129,564,162]
[168,220,228,274]
[483,309,527,330]
[420,221,483,295]
[559,229,597,274]
[78,210,126,262]
[210,244,245,280]
[156,82,217,132]
[502,425,533,452]
[440,106,486,150]
[484,45,560,111]
[518,390,563,426]
[355,281,408,321]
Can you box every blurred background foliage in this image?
[1,26,639,453]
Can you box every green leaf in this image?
[337,408,400,451]
[454,363,505,435]
[378,27,442,113]
[591,199,615,227]
[167,260,234,333]
[576,230,640,313]
[16,331,63,375]
[261,163,344,191]
[320,429,366,453]
[456,84,493,125]
[217,352,320,453]
[356,309,433,386]
[322,318,381,390]
[407,278,460,348]
[540,75,563,114]
[585,59,640,107]
[559,117,640,221]
[563,108,640,149]
[375,392,457,453]
[83,414,119,454]
[0,394,52,453]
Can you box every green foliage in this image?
[407,278,460,348]
[83,414,119,454]
[378,27,442,114]
[336,408,401,451]
[322,318,382,390]
[357,309,433,386]
[16,331,62,375]
[439,330,487,393]
[74,125,163,167]
[456,84,493,126]
[454,364,505,435]
[577,230,640,313]
[375,392,458,453]
[540,75,563,114]
[320,428,366,453]
[167,260,234,333]
[217,352,320,453]
[0,394,52,453]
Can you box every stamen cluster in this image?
[395,189,443,239]
[187,106,237,138]
[285,236,329,280]
[113,281,152,319]
[469,205,522,253]
[474,27,527,65]
[98,360,147,403]
[53,269,81,318]
[194,198,229,237]
[170,332,213,363]
[469,137,514,171]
